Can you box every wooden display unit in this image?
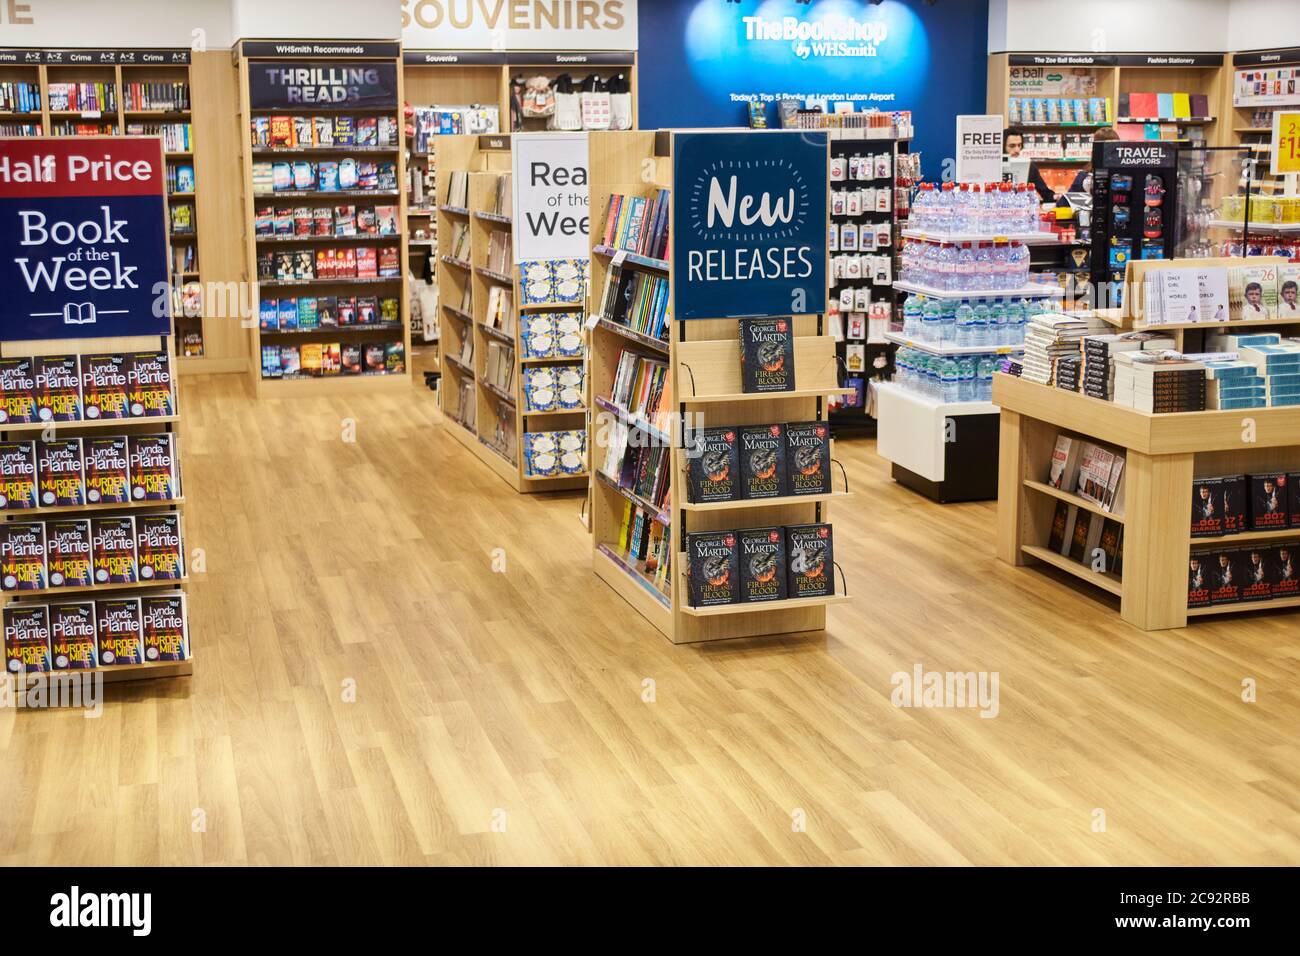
[1,330,193,686]
[1225,47,1300,189]
[234,41,412,397]
[436,134,587,492]
[0,48,238,371]
[586,130,853,644]
[995,257,1300,630]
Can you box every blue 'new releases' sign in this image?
[0,138,170,341]
[672,130,827,320]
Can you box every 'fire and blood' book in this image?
[142,593,189,662]
[1,522,45,591]
[81,354,131,419]
[4,605,51,673]
[1240,548,1272,602]
[786,523,834,597]
[738,527,788,603]
[50,602,97,669]
[0,357,37,424]
[1209,549,1242,605]
[91,516,137,585]
[84,437,131,504]
[1248,474,1288,530]
[137,514,183,581]
[128,351,175,417]
[1271,545,1298,598]
[686,530,739,607]
[784,421,831,496]
[129,434,180,500]
[1187,555,1212,608]
[739,424,785,499]
[46,519,93,588]
[686,427,739,503]
[96,597,143,665]
[739,318,796,393]
[33,355,82,422]
[1190,476,1224,537]
[0,441,37,510]
[37,438,85,507]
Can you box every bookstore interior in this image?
[1,0,1298,877]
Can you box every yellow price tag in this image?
[1272,110,1300,176]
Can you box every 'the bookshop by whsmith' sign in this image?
[0,137,170,341]
[671,131,827,320]
[248,61,398,110]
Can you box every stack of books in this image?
[1113,351,1206,412]
[1022,313,1102,387]
[1239,342,1300,407]
[1081,331,1175,401]
[600,189,671,260]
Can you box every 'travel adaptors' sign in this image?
[1102,141,1177,169]
[0,137,170,340]
[248,61,398,109]
[672,130,827,321]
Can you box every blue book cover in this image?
[1156,94,1175,119]
[260,299,278,331]
[621,197,647,251]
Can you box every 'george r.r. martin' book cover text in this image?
[687,427,740,503]
[784,421,831,496]
[739,318,795,393]
[738,527,788,603]
[686,531,739,607]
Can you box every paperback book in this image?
[739,318,796,393]
[739,424,786,499]
[81,354,131,420]
[142,593,189,662]
[738,527,788,603]
[137,514,184,581]
[784,422,831,496]
[128,351,175,417]
[3,605,51,673]
[0,357,38,424]
[91,516,137,585]
[45,519,93,588]
[786,523,834,597]
[686,531,740,607]
[33,355,82,422]
[0,441,37,510]
[686,427,739,503]
[1,522,45,591]
[96,597,143,666]
[37,438,85,507]
[84,437,132,504]
[50,602,97,669]
[129,434,181,500]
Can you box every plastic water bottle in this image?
[952,183,972,233]
[980,356,997,401]
[1003,298,1021,347]
[1020,183,1039,234]
[974,242,994,291]
[953,242,973,291]
[960,356,977,402]
[991,298,1010,347]
[973,301,992,347]
[921,298,941,344]
[911,184,930,230]
[902,295,921,339]
[1014,299,1030,344]
[940,300,957,345]
[989,240,1010,291]
[1008,241,1030,287]
[935,182,955,233]
[954,302,975,347]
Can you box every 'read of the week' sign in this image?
[0,137,171,341]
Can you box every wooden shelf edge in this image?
[1023,479,1125,524]
[680,592,850,617]
[1187,595,1300,617]
[1021,545,1124,596]
[681,491,853,512]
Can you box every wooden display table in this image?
[994,373,1300,630]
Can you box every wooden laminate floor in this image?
[2,372,1298,866]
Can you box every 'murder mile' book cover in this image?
[687,427,739,503]
[0,441,37,510]
[1,522,45,591]
[85,437,131,504]
[50,602,97,669]
[686,531,740,607]
[0,357,37,424]
[37,438,84,507]
[739,424,785,500]
[81,354,131,420]
[91,516,137,585]
[33,355,82,422]
[129,434,180,500]
[786,523,835,597]
[137,514,184,581]
[784,422,831,496]
[128,351,175,417]
[738,527,788,603]
[4,604,51,674]
[96,597,143,666]
[46,518,93,588]
[739,318,795,393]
[142,593,188,662]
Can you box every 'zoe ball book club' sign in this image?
[0,138,171,341]
[672,130,827,321]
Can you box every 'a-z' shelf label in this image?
[0,138,171,341]
[672,131,827,321]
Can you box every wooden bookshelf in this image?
[234,40,412,396]
[587,130,851,644]
[435,135,586,492]
[1,329,192,687]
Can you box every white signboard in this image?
[956,114,1004,185]
[512,132,590,264]
[401,0,637,51]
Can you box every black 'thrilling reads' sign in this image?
[249,61,398,110]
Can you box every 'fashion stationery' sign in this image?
[248,61,398,110]
[0,137,170,340]
[671,130,827,320]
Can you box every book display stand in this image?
[587,130,853,644]
[436,134,588,492]
[995,256,1300,630]
[235,41,413,395]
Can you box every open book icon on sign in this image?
[63,302,98,325]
